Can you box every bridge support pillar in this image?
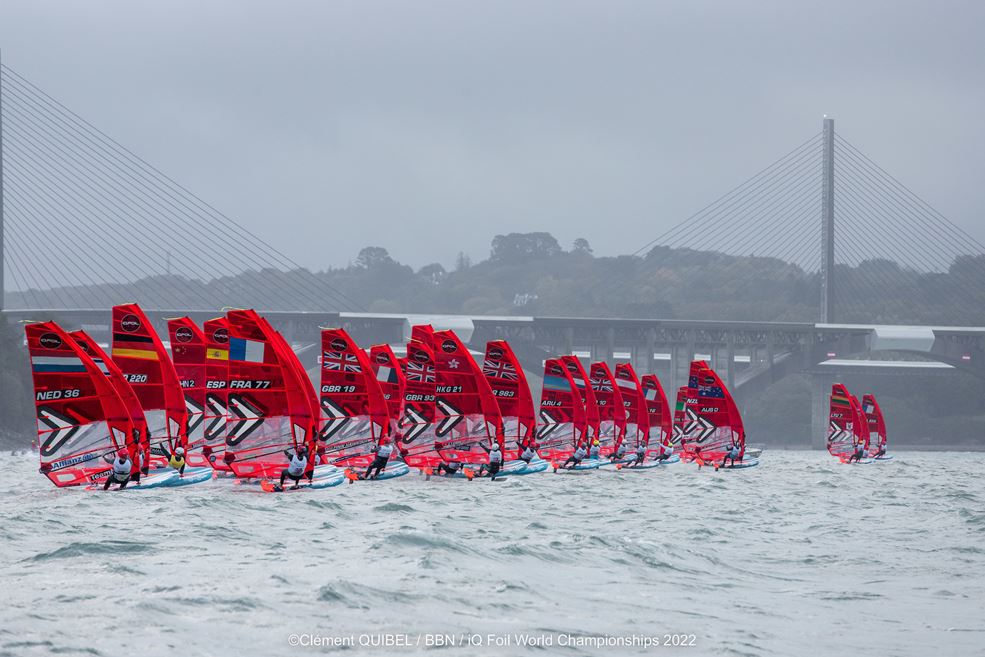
[726,333,736,390]
[810,372,833,450]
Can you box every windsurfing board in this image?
[344,461,411,482]
[259,464,346,492]
[85,469,178,491]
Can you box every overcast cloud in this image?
[1,0,982,271]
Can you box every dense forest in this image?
[2,232,984,448]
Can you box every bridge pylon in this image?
[820,116,835,322]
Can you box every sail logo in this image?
[441,339,457,353]
[487,347,504,360]
[39,332,63,349]
[329,338,348,352]
[375,352,390,365]
[212,328,229,344]
[120,314,141,332]
[174,327,194,343]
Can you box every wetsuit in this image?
[721,443,740,468]
[519,446,537,463]
[280,451,308,488]
[589,442,601,459]
[628,445,646,466]
[609,443,628,462]
[479,444,503,477]
[848,442,866,463]
[364,443,393,479]
[103,456,133,490]
[874,443,886,458]
[436,461,462,476]
[161,444,186,475]
[562,446,587,468]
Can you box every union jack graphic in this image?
[323,350,361,373]
[482,359,518,381]
[406,360,435,383]
[590,375,612,392]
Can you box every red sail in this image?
[202,317,231,470]
[589,361,626,456]
[411,324,436,347]
[683,361,744,463]
[537,358,587,460]
[224,310,316,479]
[431,330,504,464]
[614,363,649,452]
[319,328,391,467]
[827,384,870,459]
[862,394,887,456]
[111,303,187,462]
[482,340,536,460]
[641,374,673,448]
[672,386,694,459]
[167,317,208,466]
[561,356,601,442]
[397,340,439,468]
[369,344,405,438]
[27,321,136,487]
[69,330,149,465]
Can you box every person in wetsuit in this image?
[721,439,741,468]
[562,443,588,469]
[609,441,628,462]
[435,460,462,476]
[364,439,394,479]
[478,442,503,478]
[279,446,309,489]
[847,438,866,464]
[103,449,134,490]
[518,442,537,464]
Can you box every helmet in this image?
[175,447,185,456]
[117,448,127,459]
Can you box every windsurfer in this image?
[589,438,601,459]
[562,443,587,469]
[873,441,887,458]
[608,441,628,462]
[364,439,394,479]
[518,442,538,463]
[848,439,866,464]
[435,460,462,476]
[625,442,646,466]
[279,446,309,489]
[721,440,741,468]
[160,443,186,476]
[478,442,503,477]
[103,449,134,490]
[655,440,673,462]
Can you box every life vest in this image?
[520,447,535,461]
[573,447,586,460]
[377,444,393,459]
[287,454,307,477]
[112,457,132,478]
[168,454,185,470]
[488,448,502,464]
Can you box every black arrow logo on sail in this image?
[204,393,227,440]
[320,398,351,439]
[185,395,205,437]
[827,420,847,444]
[434,399,463,437]
[692,411,715,444]
[226,394,264,446]
[400,406,428,444]
[37,406,81,456]
[536,409,560,440]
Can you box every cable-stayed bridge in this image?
[2,62,984,445]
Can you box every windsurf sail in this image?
[167,317,208,466]
[537,358,587,460]
[69,330,150,466]
[560,355,601,443]
[862,394,887,456]
[224,309,316,479]
[681,361,745,464]
[589,361,626,456]
[614,363,649,454]
[827,384,869,460]
[369,344,405,438]
[396,340,439,468]
[641,374,672,449]
[318,328,391,467]
[430,330,503,464]
[27,321,137,487]
[202,317,231,470]
[482,340,536,460]
[111,303,187,464]
[672,386,694,458]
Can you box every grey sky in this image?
[1,0,983,271]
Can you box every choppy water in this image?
[1,451,984,657]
